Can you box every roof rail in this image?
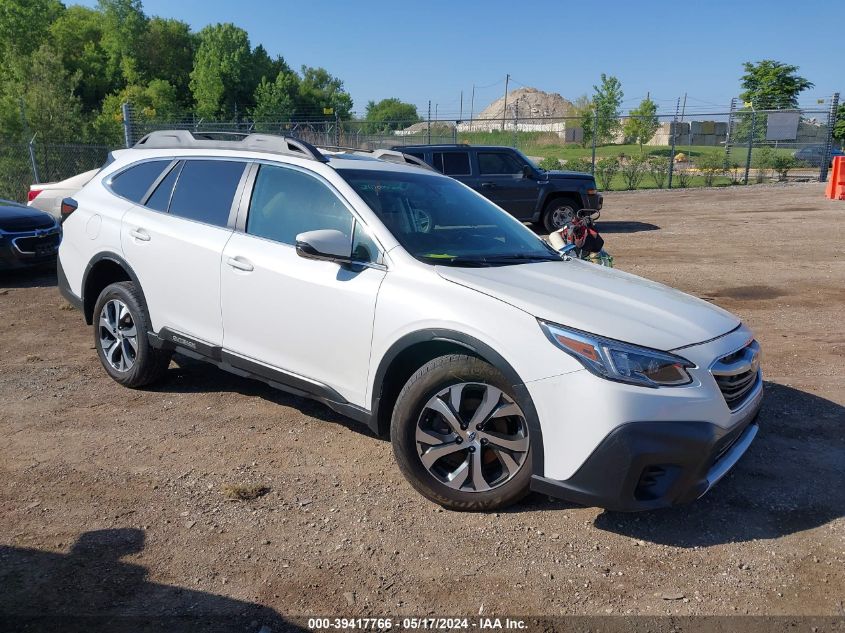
[316,144,436,171]
[133,130,328,163]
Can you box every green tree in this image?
[0,0,64,60]
[92,79,183,145]
[18,44,85,143]
[49,6,112,111]
[189,23,255,118]
[296,66,353,119]
[364,98,419,132]
[98,0,148,86]
[623,96,658,152]
[138,17,197,106]
[739,60,813,110]
[582,74,623,146]
[251,71,299,128]
[833,104,845,147]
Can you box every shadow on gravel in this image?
[0,528,304,633]
[0,267,57,289]
[593,382,845,547]
[158,355,383,439]
[594,220,660,234]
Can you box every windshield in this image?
[337,169,559,266]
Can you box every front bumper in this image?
[530,375,762,511]
[0,232,60,270]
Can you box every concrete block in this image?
[700,120,716,134]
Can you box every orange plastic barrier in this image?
[826,155,845,200]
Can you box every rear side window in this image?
[433,151,470,176]
[109,160,170,202]
[478,152,523,175]
[168,160,245,227]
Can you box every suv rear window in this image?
[433,152,470,176]
[168,160,245,227]
[478,152,523,175]
[109,160,170,202]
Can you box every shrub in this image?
[647,156,670,189]
[753,147,775,183]
[771,155,797,181]
[674,168,692,188]
[728,162,742,184]
[538,156,561,171]
[620,155,647,190]
[697,153,726,187]
[562,157,593,173]
[594,157,619,190]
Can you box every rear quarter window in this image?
[109,160,171,202]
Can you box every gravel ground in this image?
[1,182,843,627]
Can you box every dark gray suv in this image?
[393,144,603,232]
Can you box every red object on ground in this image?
[826,156,845,200]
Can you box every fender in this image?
[80,251,149,325]
[371,328,545,478]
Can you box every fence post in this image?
[427,101,431,144]
[334,112,340,146]
[819,92,840,183]
[28,134,40,184]
[743,109,755,185]
[590,106,598,175]
[668,97,680,189]
[122,102,133,148]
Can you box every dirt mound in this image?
[477,87,573,120]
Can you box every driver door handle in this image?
[480,182,496,189]
[227,256,254,272]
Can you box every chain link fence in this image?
[0,94,838,202]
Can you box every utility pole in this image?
[743,104,756,185]
[668,97,681,189]
[459,91,463,121]
[470,85,475,125]
[501,74,510,131]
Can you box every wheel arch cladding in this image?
[370,329,544,477]
[82,253,147,326]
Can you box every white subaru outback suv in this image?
[58,130,763,511]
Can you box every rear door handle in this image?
[227,256,254,272]
[480,182,496,189]
[129,228,150,242]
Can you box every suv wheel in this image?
[391,354,532,511]
[93,281,171,387]
[543,198,578,233]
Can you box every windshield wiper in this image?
[420,253,561,267]
[482,253,562,263]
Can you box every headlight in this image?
[539,320,695,388]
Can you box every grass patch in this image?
[222,483,270,501]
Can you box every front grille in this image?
[13,232,60,254]
[711,340,760,411]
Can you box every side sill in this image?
[149,329,375,432]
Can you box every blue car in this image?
[793,145,844,167]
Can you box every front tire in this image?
[542,197,578,233]
[93,281,171,388]
[391,354,532,511]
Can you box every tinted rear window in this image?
[168,160,245,227]
[110,160,170,202]
[433,152,470,176]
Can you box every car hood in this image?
[0,204,56,232]
[542,170,593,181]
[436,259,740,351]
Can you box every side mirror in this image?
[295,229,352,264]
[522,165,534,179]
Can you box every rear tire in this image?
[391,354,532,511]
[93,281,171,388]
[542,197,579,233]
